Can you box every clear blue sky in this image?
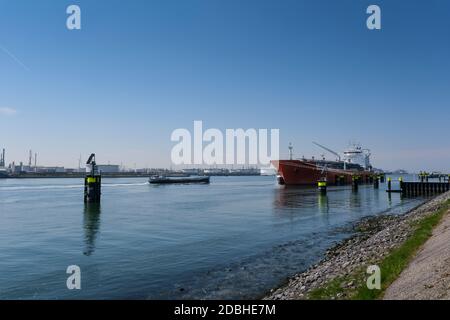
[0,0,449,171]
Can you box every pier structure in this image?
[419,171,450,183]
[400,181,450,196]
[317,172,385,194]
[387,176,450,196]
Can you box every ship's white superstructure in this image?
[342,144,371,169]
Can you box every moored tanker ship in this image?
[271,143,374,186]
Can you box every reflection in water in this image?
[272,186,314,210]
[349,189,361,209]
[373,186,380,201]
[317,194,329,215]
[83,203,102,256]
[273,186,330,219]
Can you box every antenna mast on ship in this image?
[288,143,293,160]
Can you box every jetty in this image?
[386,177,450,196]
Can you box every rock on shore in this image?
[265,192,450,300]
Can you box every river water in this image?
[0,175,426,299]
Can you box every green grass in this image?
[308,273,362,300]
[308,199,450,300]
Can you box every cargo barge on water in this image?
[149,176,210,185]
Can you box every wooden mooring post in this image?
[352,175,360,192]
[387,177,392,192]
[373,175,379,189]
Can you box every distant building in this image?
[182,168,201,175]
[36,166,65,173]
[9,162,31,173]
[86,164,120,173]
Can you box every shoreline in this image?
[265,191,450,300]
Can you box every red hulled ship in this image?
[271,143,374,186]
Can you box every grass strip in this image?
[308,199,450,300]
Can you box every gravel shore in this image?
[265,191,450,300]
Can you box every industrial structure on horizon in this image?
[0,147,264,178]
[0,148,5,168]
[0,148,111,175]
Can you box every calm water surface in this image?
[0,176,425,299]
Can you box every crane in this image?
[312,142,341,162]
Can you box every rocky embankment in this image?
[265,191,450,300]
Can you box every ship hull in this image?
[271,160,372,186]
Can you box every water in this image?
[0,176,426,299]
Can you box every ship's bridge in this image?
[343,145,371,169]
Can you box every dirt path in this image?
[384,210,450,300]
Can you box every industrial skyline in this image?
[0,147,264,173]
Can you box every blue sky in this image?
[0,0,449,171]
